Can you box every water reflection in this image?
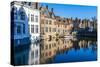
[14,37,97,65]
[14,44,30,65]
[40,37,97,64]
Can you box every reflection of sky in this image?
[53,45,97,63]
[40,3,97,19]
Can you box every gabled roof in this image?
[39,5,55,18]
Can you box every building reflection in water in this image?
[40,37,97,64]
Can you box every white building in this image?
[12,1,40,65]
[27,3,40,65]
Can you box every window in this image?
[63,30,65,33]
[46,20,48,24]
[31,14,34,22]
[45,45,48,50]
[45,52,48,56]
[49,20,52,24]
[41,45,44,50]
[31,51,34,59]
[31,25,34,33]
[41,20,44,24]
[49,27,51,32]
[49,51,52,56]
[35,15,38,22]
[49,35,52,41]
[17,25,21,34]
[53,28,56,32]
[45,27,48,32]
[42,53,44,57]
[41,27,44,33]
[35,50,38,58]
[58,29,60,33]
[49,44,51,49]
[35,25,38,33]
[65,30,67,32]
[20,11,25,20]
[23,24,25,34]
[28,14,30,21]
[58,24,60,27]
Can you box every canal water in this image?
[14,37,97,65]
[41,37,97,64]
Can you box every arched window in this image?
[19,7,25,20]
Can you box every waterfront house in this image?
[11,1,30,65]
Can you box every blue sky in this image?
[40,3,97,20]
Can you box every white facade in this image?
[14,2,40,65]
[28,7,40,65]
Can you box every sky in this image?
[40,2,97,20]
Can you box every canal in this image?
[40,37,97,64]
[14,37,97,65]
